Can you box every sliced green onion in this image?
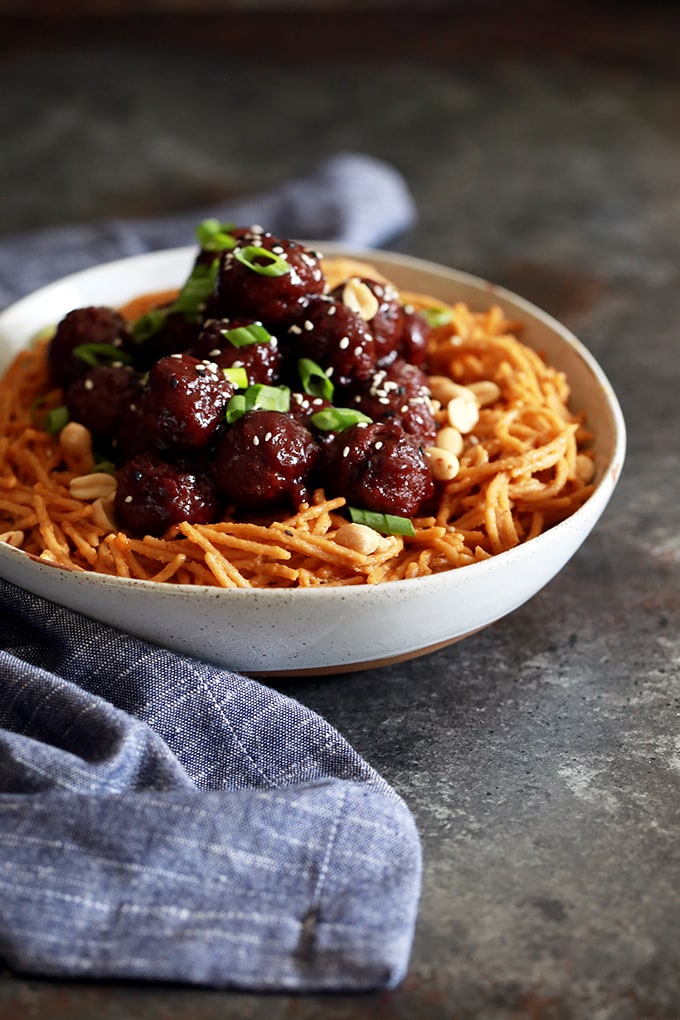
[172,260,219,320]
[93,458,117,475]
[73,342,134,367]
[225,393,248,424]
[45,405,70,434]
[298,357,334,402]
[221,323,272,348]
[348,507,416,537]
[225,383,291,424]
[223,366,249,389]
[133,259,220,343]
[422,305,454,328]
[247,384,291,413]
[195,218,237,252]
[132,308,167,343]
[309,407,372,432]
[234,245,290,278]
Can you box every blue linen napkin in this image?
[0,151,415,308]
[0,154,421,991]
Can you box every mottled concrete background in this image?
[1,9,679,1018]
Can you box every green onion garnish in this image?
[422,306,454,328]
[309,407,372,432]
[348,507,416,537]
[45,405,70,434]
[132,260,219,343]
[247,384,291,413]
[73,343,134,367]
[223,366,249,389]
[195,218,238,252]
[221,323,272,348]
[225,394,248,425]
[226,383,291,424]
[93,458,117,475]
[298,357,334,402]
[132,309,167,344]
[234,245,290,278]
[172,260,219,320]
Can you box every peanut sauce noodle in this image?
[0,257,595,588]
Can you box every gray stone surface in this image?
[1,39,679,1020]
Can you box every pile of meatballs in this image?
[47,225,440,536]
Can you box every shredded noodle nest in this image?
[0,258,595,587]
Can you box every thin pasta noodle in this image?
[0,259,595,586]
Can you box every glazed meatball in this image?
[323,421,434,517]
[115,398,152,462]
[66,364,143,447]
[48,306,133,388]
[115,455,219,536]
[287,295,377,388]
[214,231,326,325]
[142,353,236,454]
[288,391,332,427]
[211,410,320,512]
[343,358,437,447]
[398,306,431,368]
[191,317,282,386]
[331,276,405,365]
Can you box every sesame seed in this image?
[342,446,350,457]
[171,353,183,359]
[400,405,409,414]
[272,246,284,254]
[265,431,273,441]
[354,347,363,357]
[374,441,383,450]
[338,336,350,350]
[84,379,94,390]
[303,320,314,332]
[326,305,336,316]
[124,495,133,503]
[252,435,260,446]
[289,324,302,334]
[208,348,222,357]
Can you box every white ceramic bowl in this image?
[0,246,626,675]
